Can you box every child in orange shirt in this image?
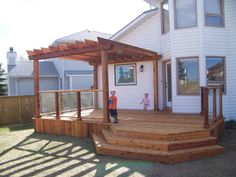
[109,89,119,123]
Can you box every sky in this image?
[0,0,150,69]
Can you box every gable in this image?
[115,12,161,52]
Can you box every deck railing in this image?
[39,89,101,120]
[201,86,223,128]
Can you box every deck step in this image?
[111,125,211,141]
[92,134,224,163]
[101,129,217,151]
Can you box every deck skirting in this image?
[34,118,110,138]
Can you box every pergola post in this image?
[93,65,98,109]
[153,58,159,111]
[33,59,40,118]
[101,50,110,123]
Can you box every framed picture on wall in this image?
[114,64,137,86]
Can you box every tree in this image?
[0,63,7,95]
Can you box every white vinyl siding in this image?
[98,61,154,110]
[118,12,161,52]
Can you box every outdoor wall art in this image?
[114,64,137,86]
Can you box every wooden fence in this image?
[0,95,35,125]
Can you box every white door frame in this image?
[165,61,172,107]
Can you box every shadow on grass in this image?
[0,133,153,177]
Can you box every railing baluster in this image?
[55,92,60,119]
[212,88,217,123]
[204,87,209,128]
[77,92,82,120]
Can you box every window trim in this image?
[161,0,170,34]
[174,0,198,29]
[204,0,225,27]
[206,56,226,94]
[176,56,200,96]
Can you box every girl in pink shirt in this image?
[140,93,150,112]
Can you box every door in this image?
[165,62,172,107]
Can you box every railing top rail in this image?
[200,86,223,89]
[39,89,102,94]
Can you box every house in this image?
[26,0,234,163]
[7,30,111,96]
[95,0,235,120]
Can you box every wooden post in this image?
[219,87,223,119]
[212,88,217,123]
[101,50,110,123]
[93,65,98,109]
[77,92,82,120]
[200,87,204,115]
[204,87,209,128]
[33,59,40,118]
[59,92,63,115]
[55,92,60,119]
[153,59,159,111]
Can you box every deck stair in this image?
[92,123,224,163]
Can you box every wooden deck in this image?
[34,109,224,163]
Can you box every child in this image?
[109,89,119,123]
[140,93,150,113]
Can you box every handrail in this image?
[201,86,223,128]
[39,89,102,94]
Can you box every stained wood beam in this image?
[212,88,217,123]
[89,55,159,65]
[101,50,110,123]
[153,59,159,111]
[98,37,158,56]
[28,44,111,60]
[55,92,60,120]
[77,92,82,120]
[219,87,223,119]
[204,88,209,128]
[33,60,40,119]
[93,65,98,109]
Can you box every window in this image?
[204,0,224,27]
[161,0,169,33]
[206,57,225,90]
[177,57,199,95]
[175,0,197,29]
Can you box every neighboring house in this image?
[95,0,235,120]
[49,30,111,90]
[7,30,111,95]
[7,47,59,96]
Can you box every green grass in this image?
[0,123,33,132]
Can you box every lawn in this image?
[0,124,235,177]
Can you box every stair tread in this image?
[93,133,224,156]
[102,129,216,145]
[112,125,210,135]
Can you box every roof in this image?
[27,38,161,65]
[8,61,59,78]
[65,70,93,76]
[53,30,112,46]
[110,8,159,41]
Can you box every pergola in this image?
[27,38,161,123]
